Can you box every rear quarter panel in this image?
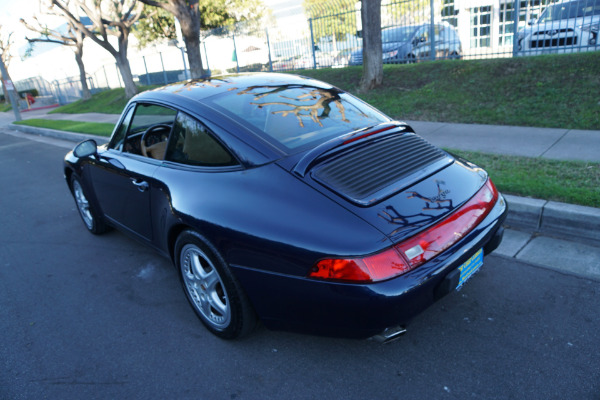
[153,162,391,277]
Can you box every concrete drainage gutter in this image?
[504,194,600,245]
[11,123,110,145]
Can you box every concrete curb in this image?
[10,123,109,145]
[504,194,600,245]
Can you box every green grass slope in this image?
[299,51,600,130]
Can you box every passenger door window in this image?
[122,103,177,159]
[166,112,237,167]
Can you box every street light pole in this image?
[0,57,22,121]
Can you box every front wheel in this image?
[175,230,257,339]
[70,175,108,235]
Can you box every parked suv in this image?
[349,22,462,65]
[517,0,600,55]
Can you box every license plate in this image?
[457,248,483,289]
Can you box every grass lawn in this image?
[450,149,600,208]
[49,52,600,131]
[49,85,159,115]
[32,52,600,207]
[14,119,114,137]
[298,51,600,130]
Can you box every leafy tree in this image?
[133,5,177,49]
[137,0,203,79]
[382,0,439,26]
[304,0,357,44]
[21,17,92,100]
[359,0,382,91]
[137,0,265,78]
[50,0,144,98]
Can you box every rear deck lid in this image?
[311,131,452,206]
[298,130,487,242]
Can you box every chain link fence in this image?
[26,0,599,105]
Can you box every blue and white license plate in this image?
[457,249,484,289]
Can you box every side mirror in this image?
[73,139,98,158]
[528,19,536,26]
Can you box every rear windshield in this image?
[207,84,389,152]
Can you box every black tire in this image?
[175,230,257,339]
[70,175,108,235]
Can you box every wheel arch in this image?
[167,223,197,263]
[64,166,75,192]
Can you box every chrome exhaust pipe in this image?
[371,326,407,344]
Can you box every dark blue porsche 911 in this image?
[64,73,507,341]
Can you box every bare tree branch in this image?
[49,0,143,97]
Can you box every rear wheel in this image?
[175,230,257,339]
[70,175,108,235]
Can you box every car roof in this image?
[134,73,334,103]
[127,73,347,165]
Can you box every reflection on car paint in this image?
[379,181,453,235]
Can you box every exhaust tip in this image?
[371,326,407,344]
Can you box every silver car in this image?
[517,0,600,55]
[349,22,462,65]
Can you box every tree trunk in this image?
[182,31,204,79]
[115,52,138,99]
[359,0,383,92]
[176,3,205,79]
[117,29,138,98]
[74,42,91,100]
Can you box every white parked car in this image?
[517,0,600,55]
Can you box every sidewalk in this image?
[408,120,600,163]
[7,108,600,162]
[3,108,600,280]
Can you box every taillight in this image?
[308,179,498,283]
[309,247,411,283]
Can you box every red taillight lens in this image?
[308,179,499,283]
[309,247,410,283]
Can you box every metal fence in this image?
[20,0,600,104]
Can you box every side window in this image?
[415,27,429,43]
[129,104,177,134]
[121,103,177,158]
[166,113,237,167]
[109,106,135,151]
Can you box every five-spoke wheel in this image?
[70,175,108,234]
[180,244,231,330]
[175,230,256,339]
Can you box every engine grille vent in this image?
[313,133,447,202]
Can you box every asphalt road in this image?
[1,130,599,400]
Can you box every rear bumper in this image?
[232,194,508,339]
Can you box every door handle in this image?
[130,178,149,192]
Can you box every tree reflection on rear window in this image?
[208,84,389,152]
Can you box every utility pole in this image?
[0,57,22,121]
